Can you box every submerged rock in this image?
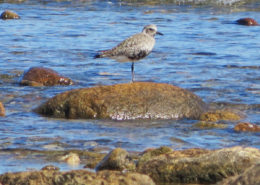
[193,121,227,129]
[236,18,259,26]
[0,169,155,185]
[0,10,20,20]
[34,82,206,120]
[199,109,241,122]
[20,67,73,86]
[0,102,5,117]
[234,122,260,132]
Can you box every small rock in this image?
[236,18,259,26]
[20,67,73,86]
[41,165,60,171]
[199,110,241,122]
[234,122,260,132]
[0,102,5,117]
[96,148,135,171]
[60,153,80,167]
[1,10,20,20]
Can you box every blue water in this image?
[0,0,259,173]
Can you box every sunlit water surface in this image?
[0,0,259,173]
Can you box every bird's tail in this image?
[94,53,102,58]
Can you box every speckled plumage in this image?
[95,24,162,82]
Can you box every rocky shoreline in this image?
[0,4,260,184]
[0,146,259,185]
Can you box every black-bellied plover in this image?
[94,24,163,82]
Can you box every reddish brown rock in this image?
[1,10,20,20]
[34,82,206,120]
[234,122,260,132]
[0,102,5,117]
[20,67,73,86]
[236,18,259,26]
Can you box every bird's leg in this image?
[131,62,135,82]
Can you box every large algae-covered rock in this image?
[35,82,206,120]
[136,146,260,184]
[0,169,155,185]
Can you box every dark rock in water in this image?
[218,163,260,185]
[236,18,259,26]
[1,10,20,20]
[0,169,155,185]
[34,82,206,120]
[20,67,73,86]
[0,102,5,117]
[234,122,260,132]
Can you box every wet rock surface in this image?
[35,82,206,120]
[0,169,155,185]
[236,17,259,26]
[96,146,260,184]
[0,10,20,19]
[20,67,73,86]
[0,102,5,117]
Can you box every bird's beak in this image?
[156,31,163,35]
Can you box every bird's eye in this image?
[148,28,154,31]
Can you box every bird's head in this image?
[142,24,163,37]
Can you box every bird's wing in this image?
[110,33,154,58]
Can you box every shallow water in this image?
[0,0,260,173]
